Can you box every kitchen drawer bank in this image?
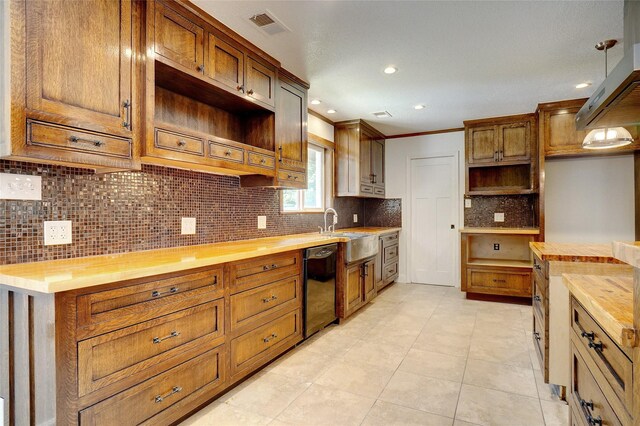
[0,232,363,426]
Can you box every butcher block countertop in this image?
[460,227,539,235]
[563,273,636,349]
[530,242,623,264]
[338,227,401,235]
[0,227,400,294]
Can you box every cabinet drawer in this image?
[278,170,306,185]
[381,232,399,246]
[533,254,547,280]
[230,276,300,331]
[383,244,399,265]
[533,308,546,376]
[27,120,132,159]
[230,309,302,375]
[230,251,301,294]
[209,141,244,163]
[383,262,398,281]
[77,268,223,339]
[571,298,633,413]
[360,184,374,194]
[155,129,204,156]
[569,343,623,426]
[374,187,385,196]
[78,300,224,397]
[79,348,224,426]
[466,268,532,297]
[533,273,546,319]
[247,152,275,170]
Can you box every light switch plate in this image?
[257,215,267,229]
[0,173,41,200]
[464,199,472,208]
[181,217,196,235]
[353,214,358,223]
[44,220,72,245]
[494,212,505,222]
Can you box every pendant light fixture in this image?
[582,40,634,150]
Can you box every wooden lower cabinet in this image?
[48,251,303,425]
[464,267,532,297]
[339,257,376,319]
[346,263,365,312]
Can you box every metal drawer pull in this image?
[69,136,104,147]
[236,85,245,93]
[123,99,131,129]
[225,150,232,156]
[153,330,180,344]
[177,140,186,147]
[580,399,594,410]
[579,396,602,426]
[581,331,595,341]
[154,386,182,403]
[492,279,506,283]
[263,333,277,343]
[151,287,179,298]
[260,158,266,164]
[262,295,278,303]
[587,416,602,426]
[247,88,254,95]
[588,341,604,351]
[534,263,541,270]
[533,295,541,302]
[533,332,541,341]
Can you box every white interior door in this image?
[410,156,457,286]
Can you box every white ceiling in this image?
[192,0,625,136]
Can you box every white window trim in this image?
[281,140,332,214]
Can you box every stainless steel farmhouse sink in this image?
[331,232,379,263]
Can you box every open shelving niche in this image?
[465,233,535,269]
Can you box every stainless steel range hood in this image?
[575,0,640,130]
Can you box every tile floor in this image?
[180,283,569,426]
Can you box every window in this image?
[282,144,325,212]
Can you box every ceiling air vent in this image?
[372,111,393,118]
[248,10,290,36]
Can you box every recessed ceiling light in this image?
[383,66,397,74]
[575,82,591,89]
[310,99,321,105]
[327,109,336,114]
[414,104,426,110]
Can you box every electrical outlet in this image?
[0,173,42,200]
[494,212,505,222]
[494,243,500,250]
[464,199,472,208]
[181,217,196,235]
[257,215,267,229]
[353,214,358,223]
[44,221,72,245]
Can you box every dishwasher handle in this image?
[306,244,338,259]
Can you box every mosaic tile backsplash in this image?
[0,161,401,265]
[464,195,537,228]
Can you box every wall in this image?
[385,131,465,285]
[545,154,635,243]
[308,114,334,141]
[464,195,536,228]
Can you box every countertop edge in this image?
[460,227,540,235]
[529,242,623,264]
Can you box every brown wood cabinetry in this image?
[465,114,537,195]
[341,257,376,317]
[6,0,141,171]
[335,120,386,198]
[538,99,640,158]
[375,232,399,291]
[461,230,536,298]
[204,33,245,93]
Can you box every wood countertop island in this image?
[530,242,624,264]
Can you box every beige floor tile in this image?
[423,319,475,338]
[399,348,467,382]
[266,347,333,382]
[276,383,375,426]
[302,327,360,357]
[225,371,311,418]
[180,402,273,426]
[468,335,531,368]
[379,370,461,418]
[343,340,409,370]
[453,421,482,426]
[364,323,421,349]
[541,400,570,425]
[463,358,538,398]
[314,359,394,398]
[413,330,471,356]
[362,400,454,426]
[455,384,544,426]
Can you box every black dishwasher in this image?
[303,244,338,338]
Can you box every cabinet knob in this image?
[260,158,266,164]
[197,64,205,73]
[177,140,186,147]
[225,150,232,156]
[247,89,254,95]
[533,332,541,341]
[533,295,541,302]
[236,85,245,93]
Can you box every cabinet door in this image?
[345,264,364,311]
[499,121,531,162]
[154,2,204,73]
[371,138,385,188]
[204,33,244,93]
[276,78,307,173]
[467,126,497,164]
[374,239,383,290]
[363,261,376,302]
[25,0,133,136]
[359,130,372,184]
[246,57,276,108]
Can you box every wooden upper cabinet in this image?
[204,32,244,93]
[25,0,133,137]
[538,99,640,158]
[467,119,531,164]
[359,130,372,184]
[276,76,307,174]
[154,1,204,73]
[246,57,276,108]
[371,138,385,188]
